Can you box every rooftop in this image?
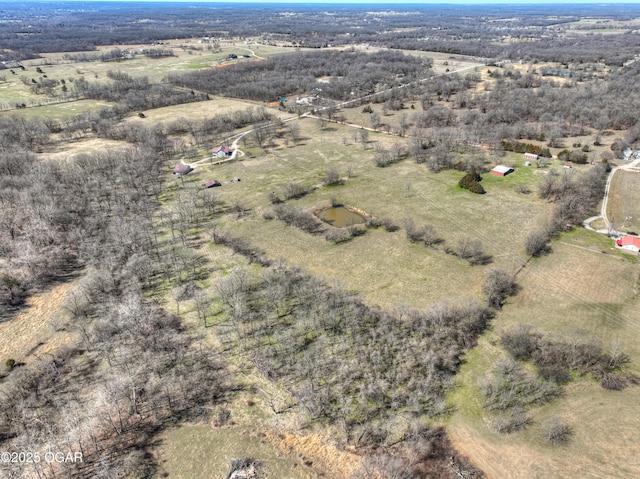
[491,165,514,174]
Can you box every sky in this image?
[17,0,640,4]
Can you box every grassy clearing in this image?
[0,99,112,119]
[155,425,320,479]
[126,97,292,127]
[449,374,640,479]
[38,136,130,162]
[502,238,640,359]
[607,170,640,233]
[0,279,79,367]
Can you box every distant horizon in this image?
[13,0,640,5]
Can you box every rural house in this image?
[490,165,515,177]
[616,236,640,253]
[211,145,231,158]
[205,179,222,188]
[523,152,538,162]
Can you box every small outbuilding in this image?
[490,165,515,177]
[616,235,640,253]
[205,180,222,188]
[173,164,193,176]
[523,152,539,162]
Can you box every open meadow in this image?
[180,119,550,308]
[607,170,640,233]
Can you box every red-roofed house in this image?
[205,180,222,188]
[615,236,640,253]
[173,164,193,176]
[211,145,231,158]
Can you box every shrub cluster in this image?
[458,169,485,194]
[404,218,442,246]
[368,216,400,232]
[557,148,588,164]
[480,358,560,413]
[272,204,324,234]
[269,182,312,203]
[445,237,491,265]
[500,325,632,388]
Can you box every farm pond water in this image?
[315,206,366,228]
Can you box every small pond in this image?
[316,206,366,228]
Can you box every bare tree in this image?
[482,269,517,309]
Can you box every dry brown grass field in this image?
[39,136,128,162]
[156,420,361,478]
[0,279,78,367]
[607,170,640,233]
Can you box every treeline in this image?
[0,102,273,160]
[406,63,640,152]
[500,325,632,388]
[167,50,432,102]
[3,1,640,68]
[501,140,551,158]
[383,32,640,67]
[475,65,640,133]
